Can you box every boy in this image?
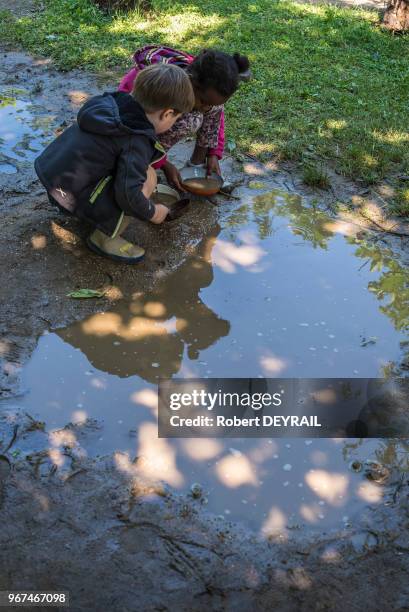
[34,64,195,263]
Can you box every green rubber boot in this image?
[87,226,145,264]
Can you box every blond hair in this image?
[132,64,195,114]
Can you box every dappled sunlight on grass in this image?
[373,129,409,145]
[325,119,348,131]
[1,0,408,200]
[67,90,91,106]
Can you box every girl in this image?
[119,45,250,190]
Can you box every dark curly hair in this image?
[188,49,250,98]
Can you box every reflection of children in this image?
[119,45,251,190]
[34,64,194,263]
[58,227,231,383]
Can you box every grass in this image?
[1,0,409,211]
[390,187,409,217]
[302,164,331,189]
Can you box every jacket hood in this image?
[77,92,157,140]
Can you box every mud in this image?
[0,408,408,611]
[0,0,36,16]
[1,46,409,610]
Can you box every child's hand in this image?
[142,165,158,199]
[207,154,221,176]
[151,204,169,224]
[163,161,183,191]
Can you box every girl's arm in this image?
[208,110,225,160]
[192,107,224,174]
[195,106,223,153]
[191,106,224,174]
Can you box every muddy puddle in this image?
[7,187,409,535]
[0,88,54,171]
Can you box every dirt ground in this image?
[1,409,409,612]
[1,9,409,610]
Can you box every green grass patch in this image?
[302,163,331,189]
[1,0,409,194]
[391,187,409,217]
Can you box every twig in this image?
[3,425,19,453]
[392,473,406,504]
[219,190,240,200]
[104,271,114,285]
[360,212,409,237]
[358,259,370,271]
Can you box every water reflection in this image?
[227,188,409,345]
[226,190,334,248]
[57,227,230,383]
[349,238,409,333]
[15,187,409,532]
[0,89,54,162]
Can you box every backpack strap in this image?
[133,44,194,70]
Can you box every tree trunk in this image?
[383,0,409,32]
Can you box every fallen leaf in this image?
[67,289,105,299]
[361,336,377,347]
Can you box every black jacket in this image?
[34,92,165,235]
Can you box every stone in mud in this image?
[190,482,203,499]
[364,461,390,485]
[350,531,379,554]
[349,460,363,473]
